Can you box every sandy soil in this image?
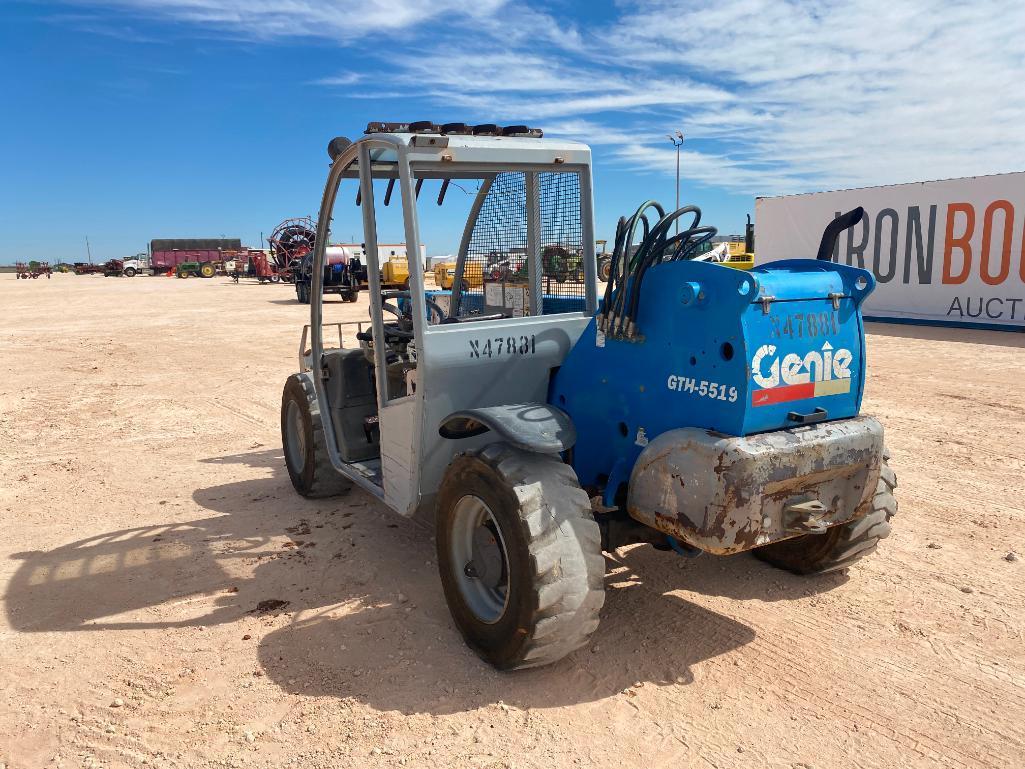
[1,272,1023,769]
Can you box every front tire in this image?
[280,374,351,499]
[124,267,137,277]
[754,451,897,575]
[436,444,605,670]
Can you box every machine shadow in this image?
[3,449,367,633]
[265,297,355,306]
[255,559,759,713]
[604,541,850,603]
[6,448,845,711]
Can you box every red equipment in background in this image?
[150,238,260,276]
[15,261,52,279]
[248,253,281,283]
[266,217,317,283]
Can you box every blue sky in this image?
[2,0,1022,263]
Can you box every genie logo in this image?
[750,342,852,391]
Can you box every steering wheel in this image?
[357,290,447,344]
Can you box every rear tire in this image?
[199,262,216,278]
[280,374,352,499]
[754,451,897,575]
[436,444,605,670]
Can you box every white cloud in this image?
[68,0,1025,195]
[377,0,1025,195]
[312,72,362,87]
[81,0,509,39]
[595,0,1025,192]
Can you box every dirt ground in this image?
[1,272,1023,769]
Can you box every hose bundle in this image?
[598,202,717,339]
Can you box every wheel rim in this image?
[449,495,511,624]
[284,399,307,472]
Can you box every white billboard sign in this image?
[755,173,1025,330]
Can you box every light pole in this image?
[667,130,684,234]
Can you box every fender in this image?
[438,403,576,454]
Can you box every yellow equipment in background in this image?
[382,257,410,287]
[433,260,483,290]
[723,240,754,270]
[723,215,755,270]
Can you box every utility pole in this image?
[86,236,93,264]
[666,131,684,234]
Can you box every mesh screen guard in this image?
[452,171,588,318]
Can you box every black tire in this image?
[598,257,612,282]
[124,267,137,278]
[436,444,605,670]
[199,262,216,278]
[280,374,351,499]
[754,451,897,575]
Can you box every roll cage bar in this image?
[308,131,597,487]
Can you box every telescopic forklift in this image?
[280,121,896,670]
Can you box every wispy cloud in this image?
[73,0,509,39]
[311,72,362,87]
[599,0,1025,192]
[61,0,1025,194]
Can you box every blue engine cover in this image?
[549,259,876,494]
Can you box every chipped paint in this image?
[626,416,884,555]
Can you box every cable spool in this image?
[267,217,317,271]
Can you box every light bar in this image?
[364,121,543,138]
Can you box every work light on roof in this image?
[363,121,543,138]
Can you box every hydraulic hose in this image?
[622,207,702,332]
[600,200,664,333]
[600,201,717,338]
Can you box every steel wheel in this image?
[449,495,511,624]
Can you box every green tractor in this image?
[175,261,217,279]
